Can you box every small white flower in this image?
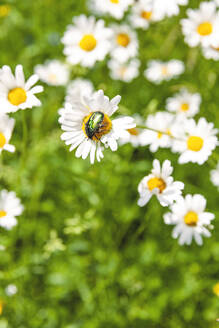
[210,161,219,189]
[166,88,201,118]
[0,114,15,154]
[110,24,138,63]
[34,60,69,86]
[65,78,94,103]
[129,0,156,30]
[0,190,24,230]
[0,245,5,251]
[5,284,17,296]
[144,60,184,84]
[59,90,135,164]
[0,65,43,113]
[139,112,175,152]
[61,15,112,67]
[164,194,214,245]
[108,58,140,82]
[119,114,144,147]
[181,2,219,48]
[202,44,219,60]
[153,0,188,20]
[89,0,133,20]
[138,159,184,207]
[172,117,218,165]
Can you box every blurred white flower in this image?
[5,284,17,296]
[59,90,135,164]
[144,60,184,84]
[0,114,15,154]
[119,114,144,147]
[130,0,157,30]
[166,88,201,118]
[34,60,69,86]
[164,194,214,245]
[0,190,24,230]
[65,78,94,103]
[181,2,219,48]
[0,65,43,113]
[172,117,218,165]
[140,112,176,152]
[62,15,112,67]
[202,44,219,60]
[138,159,184,207]
[0,245,5,251]
[110,24,138,63]
[108,58,140,82]
[153,0,188,20]
[89,0,134,20]
[210,161,219,189]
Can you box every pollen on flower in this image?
[8,87,27,106]
[147,177,166,193]
[82,111,112,141]
[128,128,139,136]
[79,34,97,52]
[187,136,204,151]
[110,0,119,3]
[0,133,6,148]
[141,11,152,20]
[117,33,130,47]
[180,103,189,111]
[184,211,198,226]
[197,22,213,36]
[0,210,7,218]
[213,282,219,296]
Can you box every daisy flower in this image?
[0,65,43,113]
[153,0,188,20]
[110,24,138,63]
[61,15,112,67]
[65,78,94,103]
[89,0,134,20]
[202,44,219,60]
[5,284,17,296]
[172,117,218,165]
[129,0,157,30]
[181,2,219,48]
[0,114,15,154]
[164,194,214,245]
[210,161,219,189]
[34,60,69,86]
[59,90,135,164]
[0,190,24,230]
[108,58,140,82]
[144,60,185,84]
[139,112,176,152]
[138,159,184,207]
[119,114,144,147]
[166,88,201,118]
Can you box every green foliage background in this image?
[0,0,219,327]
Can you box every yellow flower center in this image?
[0,301,3,315]
[117,33,130,47]
[161,66,168,76]
[82,111,112,141]
[184,211,198,227]
[141,11,152,20]
[48,73,57,83]
[128,128,139,136]
[157,132,163,139]
[147,177,166,193]
[0,210,7,218]
[8,87,27,106]
[213,282,219,296]
[0,133,6,148]
[0,5,10,17]
[197,22,213,36]
[187,136,204,152]
[79,34,97,52]
[110,0,119,3]
[180,103,189,112]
